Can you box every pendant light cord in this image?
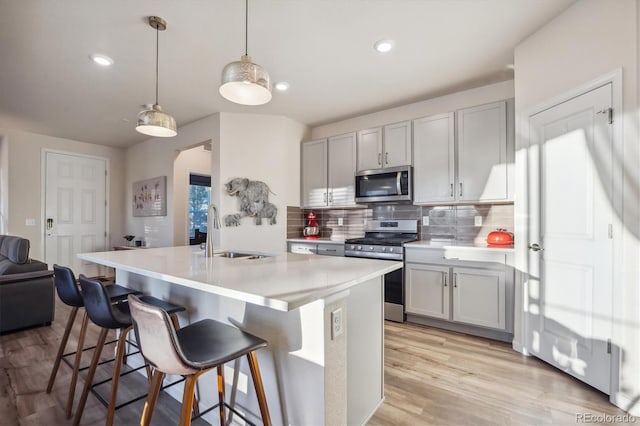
[155,24,160,105]
[245,0,248,55]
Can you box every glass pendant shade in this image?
[136,104,177,137]
[219,55,272,106]
[135,16,177,138]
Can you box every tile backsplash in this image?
[288,203,513,243]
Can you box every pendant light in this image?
[136,16,177,138]
[219,0,272,106]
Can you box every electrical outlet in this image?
[338,217,344,226]
[474,216,482,226]
[422,216,429,226]
[25,218,36,226]
[331,308,343,339]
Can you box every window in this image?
[188,174,211,245]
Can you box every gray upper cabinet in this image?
[301,133,357,208]
[356,127,383,171]
[456,100,508,202]
[384,121,412,168]
[356,121,411,172]
[328,132,357,207]
[413,112,455,203]
[301,139,329,208]
[413,100,512,204]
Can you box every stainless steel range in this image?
[345,220,418,322]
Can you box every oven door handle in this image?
[396,172,402,195]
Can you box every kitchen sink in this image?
[214,251,271,259]
[215,251,252,258]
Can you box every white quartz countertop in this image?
[405,240,515,253]
[78,246,400,312]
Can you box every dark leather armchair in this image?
[0,235,54,333]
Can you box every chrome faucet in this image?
[204,204,221,257]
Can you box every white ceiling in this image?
[0,0,575,148]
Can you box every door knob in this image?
[529,243,544,252]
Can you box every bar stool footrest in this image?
[89,368,185,411]
[193,401,257,426]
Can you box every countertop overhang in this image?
[78,246,401,312]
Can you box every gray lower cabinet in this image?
[287,241,345,257]
[405,264,450,319]
[405,247,513,341]
[451,266,506,330]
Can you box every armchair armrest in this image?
[0,269,54,284]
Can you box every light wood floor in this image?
[370,321,626,425]
[1,298,627,425]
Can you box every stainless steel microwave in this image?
[355,166,412,203]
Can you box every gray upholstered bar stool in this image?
[73,275,186,426]
[46,264,140,418]
[128,294,272,426]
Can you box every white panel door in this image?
[457,100,507,201]
[301,139,328,208]
[527,83,613,394]
[356,127,382,171]
[45,152,107,276]
[452,267,506,330]
[383,121,412,168]
[413,113,455,203]
[328,132,356,207]
[405,263,450,319]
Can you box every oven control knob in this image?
[349,245,355,250]
[381,247,387,252]
[388,247,394,253]
[357,245,362,250]
[368,246,374,251]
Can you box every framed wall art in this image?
[132,176,167,217]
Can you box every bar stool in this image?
[73,275,186,426]
[128,294,272,426]
[46,264,141,418]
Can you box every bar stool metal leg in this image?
[140,369,164,426]
[180,373,203,426]
[73,327,109,426]
[65,311,89,418]
[46,306,79,393]
[217,365,226,425]
[247,352,272,426]
[106,325,133,426]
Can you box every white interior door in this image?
[45,152,107,276]
[527,83,613,393]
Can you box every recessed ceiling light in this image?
[374,39,395,53]
[89,53,114,66]
[275,82,290,91]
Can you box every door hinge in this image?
[608,224,613,239]
[597,107,613,124]
[607,338,612,354]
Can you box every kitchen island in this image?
[78,246,401,426]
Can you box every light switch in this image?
[474,216,482,226]
[422,216,429,226]
[25,218,36,226]
[338,217,344,226]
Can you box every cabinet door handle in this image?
[459,182,463,197]
[378,153,382,165]
[453,273,458,288]
[450,183,453,197]
[385,152,389,164]
[443,272,448,287]
[323,192,327,203]
[329,192,333,203]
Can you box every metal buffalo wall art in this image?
[223,178,277,226]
